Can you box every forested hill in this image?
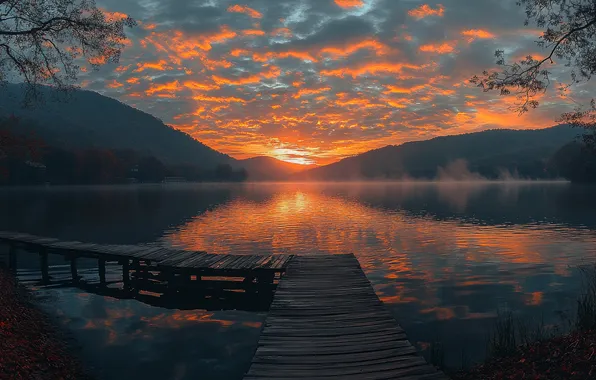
[0,83,231,168]
[296,126,581,181]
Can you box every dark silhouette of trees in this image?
[215,163,233,181]
[137,156,165,183]
[44,148,77,184]
[550,142,596,183]
[0,0,135,99]
[472,0,596,146]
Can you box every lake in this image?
[1,182,596,378]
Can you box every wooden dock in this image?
[244,255,448,380]
[0,231,293,311]
[0,231,292,272]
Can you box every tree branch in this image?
[0,16,105,36]
[504,16,596,81]
[0,42,31,83]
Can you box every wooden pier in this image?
[244,255,448,380]
[0,231,292,311]
[0,232,448,379]
[0,231,292,272]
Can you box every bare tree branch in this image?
[0,0,136,103]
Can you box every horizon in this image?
[71,0,586,165]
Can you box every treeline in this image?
[549,142,596,183]
[0,130,247,186]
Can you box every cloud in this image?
[334,0,364,8]
[227,4,263,19]
[419,42,457,54]
[83,0,578,165]
[461,29,496,42]
[408,4,445,20]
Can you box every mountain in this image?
[296,126,581,181]
[0,83,232,168]
[238,156,314,181]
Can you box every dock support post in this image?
[40,248,49,284]
[8,243,16,272]
[257,272,275,292]
[98,259,106,285]
[70,257,78,283]
[243,276,256,294]
[132,260,141,295]
[122,260,130,290]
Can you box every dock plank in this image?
[244,254,447,380]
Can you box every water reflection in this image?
[35,287,263,380]
[162,182,596,366]
[0,184,236,244]
[2,182,596,372]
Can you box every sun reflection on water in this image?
[163,182,596,334]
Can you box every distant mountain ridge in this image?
[296,126,581,181]
[0,84,582,182]
[0,84,317,180]
[0,83,232,168]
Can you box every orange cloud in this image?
[334,0,364,8]
[212,66,280,86]
[242,29,266,36]
[320,38,392,58]
[106,80,123,88]
[293,87,332,99]
[99,8,129,22]
[419,42,456,54]
[145,81,182,96]
[227,4,262,19]
[182,80,220,91]
[88,56,108,65]
[142,27,238,63]
[462,29,496,42]
[408,4,445,19]
[321,62,424,77]
[384,84,427,94]
[192,94,247,104]
[230,48,249,57]
[133,60,170,72]
[142,22,157,30]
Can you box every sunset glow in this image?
[84,0,582,165]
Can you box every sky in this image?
[82,0,592,165]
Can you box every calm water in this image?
[2,182,596,377]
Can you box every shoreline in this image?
[451,329,596,379]
[0,267,91,380]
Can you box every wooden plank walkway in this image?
[0,231,293,272]
[245,254,448,380]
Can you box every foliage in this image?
[453,329,596,380]
[471,0,596,142]
[576,265,596,331]
[0,269,92,379]
[0,0,135,99]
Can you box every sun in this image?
[269,148,317,166]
